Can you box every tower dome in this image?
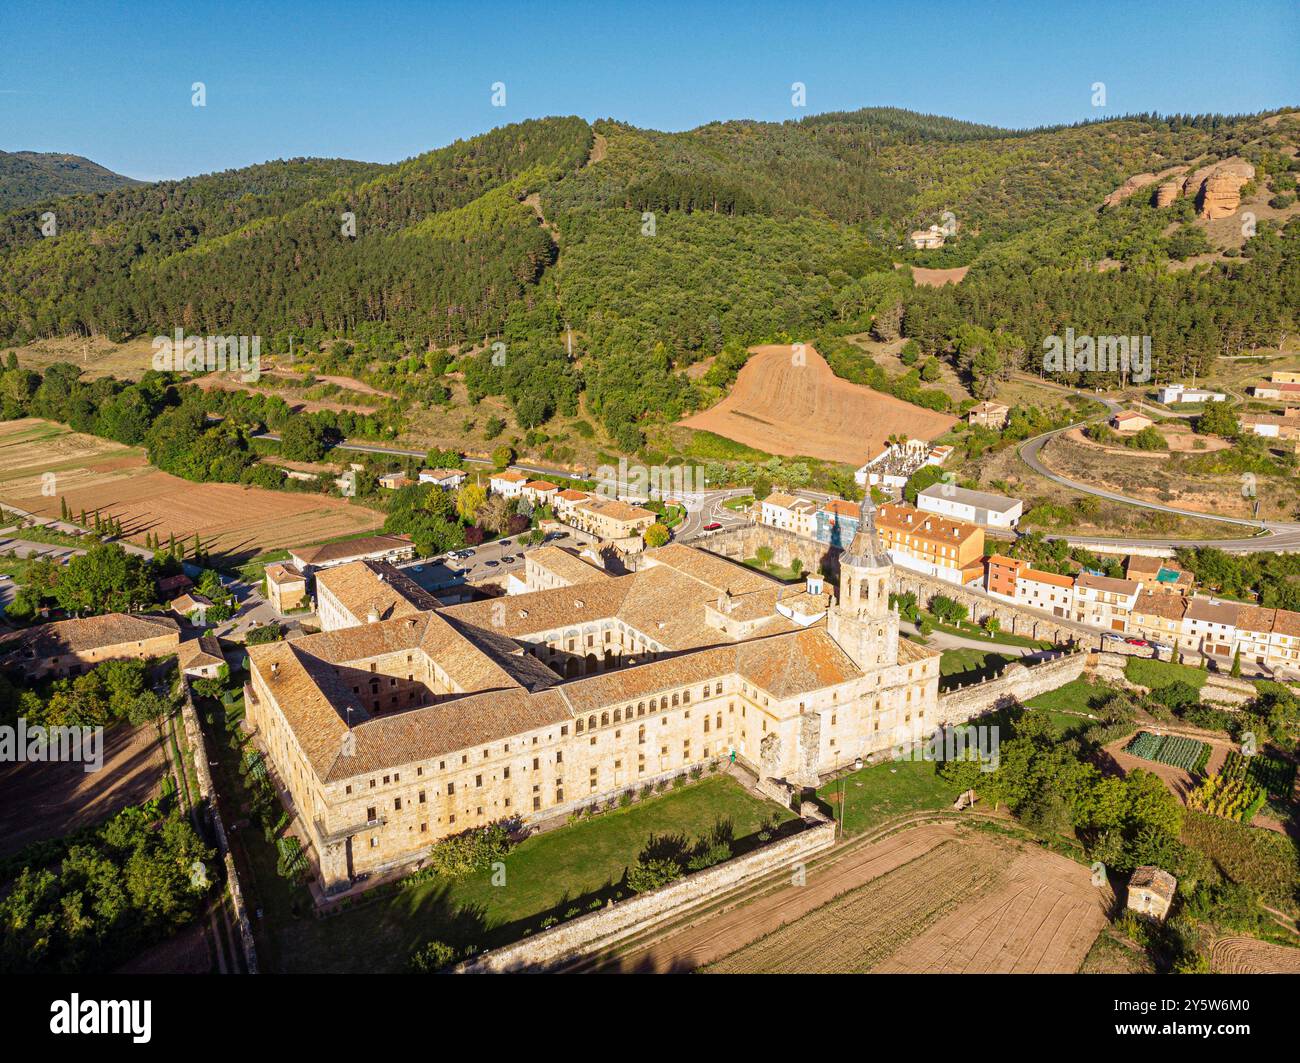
[840,494,891,571]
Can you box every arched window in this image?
[613,708,622,723]
[638,725,645,745]
[588,714,597,730]
[601,712,609,726]
[671,693,679,706]
[576,718,584,733]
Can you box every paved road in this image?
[677,488,753,540]
[1013,381,1300,553]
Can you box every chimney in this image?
[367,605,380,624]
[270,661,279,677]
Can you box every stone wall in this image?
[936,651,1089,723]
[695,524,836,578]
[179,678,259,974]
[1091,650,1257,706]
[457,820,836,973]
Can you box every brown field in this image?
[1064,425,1232,455]
[704,829,1108,974]
[1210,935,1300,973]
[910,265,969,287]
[678,344,957,465]
[0,419,384,559]
[0,720,167,859]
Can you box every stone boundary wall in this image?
[457,820,836,973]
[179,678,259,974]
[1091,650,1257,706]
[937,651,1090,723]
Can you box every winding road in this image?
[1013,379,1300,554]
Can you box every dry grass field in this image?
[0,419,384,558]
[1210,936,1300,973]
[1037,430,1300,521]
[679,344,957,465]
[7,335,158,380]
[909,265,969,287]
[699,825,1110,975]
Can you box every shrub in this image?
[410,940,459,973]
[626,856,683,894]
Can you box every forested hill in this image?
[1,107,1297,450]
[0,150,140,212]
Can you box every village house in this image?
[241,505,944,895]
[515,546,611,593]
[0,613,181,680]
[1073,573,1142,633]
[568,498,657,542]
[378,471,413,491]
[1013,568,1075,618]
[552,488,593,520]
[288,533,416,576]
[418,468,467,490]
[521,480,559,507]
[758,493,820,538]
[1110,410,1154,433]
[265,562,308,613]
[966,401,1010,429]
[1127,866,1177,922]
[984,554,1028,602]
[915,483,1023,529]
[488,470,529,498]
[1155,384,1226,404]
[873,502,985,585]
[178,635,226,679]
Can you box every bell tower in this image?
[828,494,898,669]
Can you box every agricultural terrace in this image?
[0,419,383,559]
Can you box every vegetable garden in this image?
[1123,731,1210,774]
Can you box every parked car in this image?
[484,559,499,568]
[703,521,723,531]
[500,555,516,563]
[1124,637,1149,647]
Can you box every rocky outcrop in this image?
[1104,173,1161,208]
[1154,181,1182,207]
[1104,165,1188,209]
[1198,159,1255,219]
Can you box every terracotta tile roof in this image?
[315,560,438,624]
[1019,568,1075,589]
[640,543,773,596]
[156,573,193,596]
[524,480,558,491]
[1076,573,1141,596]
[179,635,225,670]
[1184,598,1240,626]
[556,489,590,502]
[0,612,180,659]
[1133,591,1187,622]
[1234,605,1277,635]
[170,592,213,613]
[762,492,799,509]
[291,534,413,567]
[821,499,859,519]
[490,470,528,484]
[526,546,610,586]
[876,503,982,546]
[265,561,306,586]
[575,498,656,523]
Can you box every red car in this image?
[1124,637,1149,647]
[703,521,723,531]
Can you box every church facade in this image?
[244,498,941,893]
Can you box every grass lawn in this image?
[744,556,804,582]
[817,759,965,837]
[1024,676,1119,714]
[1125,656,1208,692]
[722,496,755,511]
[269,773,792,973]
[920,609,1054,650]
[939,648,1017,689]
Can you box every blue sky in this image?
[1,0,1296,180]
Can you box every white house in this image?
[418,468,467,490]
[915,483,1023,529]
[1156,384,1227,404]
[489,470,528,498]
